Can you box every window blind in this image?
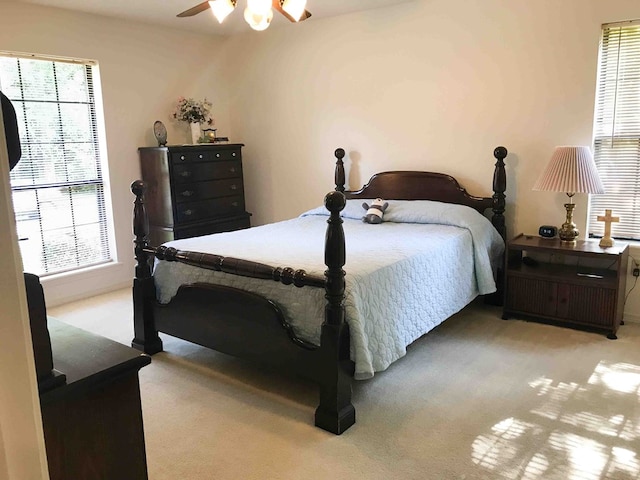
[0,54,113,276]
[589,21,640,240]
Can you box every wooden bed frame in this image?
[131,146,507,435]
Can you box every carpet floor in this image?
[49,289,640,480]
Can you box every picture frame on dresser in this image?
[138,143,251,245]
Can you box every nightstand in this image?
[503,233,628,339]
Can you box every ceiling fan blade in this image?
[177,1,211,18]
[272,1,312,23]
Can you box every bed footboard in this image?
[131,181,355,434]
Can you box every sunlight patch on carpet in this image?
[471,361,640,479]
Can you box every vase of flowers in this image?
[171,97,214,144]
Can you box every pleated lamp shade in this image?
[533,146,605,194]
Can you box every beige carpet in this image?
[50,289,640,480]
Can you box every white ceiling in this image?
[14,0,418,36]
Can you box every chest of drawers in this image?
[138,144,251,245]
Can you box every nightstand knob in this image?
[180,171,192,178]
[232,201,239,207]
[216,153,221,158]
[180,155,185,161]
[198,154,203,159]
[184,209,193,216]
[230,167,236,173]
[230,184,237,191]
[232,152,236,157]
[180,190,194,197]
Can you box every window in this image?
[589,21,640,240]
[0,53,113,276]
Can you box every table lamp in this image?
[533,146,605,244]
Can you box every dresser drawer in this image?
[170,148,241,164]
[175,216,251,239]
[174,178,244,203]
[172,161,242,183]
[176,195,245,223]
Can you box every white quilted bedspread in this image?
[153,199,504,379]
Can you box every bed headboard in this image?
[332,146,507,241]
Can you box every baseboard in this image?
[40,262,131,307]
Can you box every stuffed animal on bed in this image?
[362,198,389,224]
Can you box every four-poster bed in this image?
[131,146,508,434]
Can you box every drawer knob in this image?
[180,171,192,178]
[180,155,186,161]
[216,153,221,158]
[230,167,236,173]
[232,152,236,157]
[184,209,194,216]
[198,154,203,159]
[232,202,239,207]
[181,190,194,197]
[230,184,237,191]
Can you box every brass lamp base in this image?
[558,203,579,244]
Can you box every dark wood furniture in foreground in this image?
[41,319,151,480]
[24,273,66,392]
[131,146,508,434]
[138,143,250,245]
[503,233,628,339]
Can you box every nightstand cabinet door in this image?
[506,276,557,317]
[560,284,617,328]
[138,144,251,245]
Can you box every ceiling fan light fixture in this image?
[208,0,236,23]
[280,0,306,22]
[246,0,272,16]
[244,6,273,30]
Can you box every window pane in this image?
[60,102,94,143]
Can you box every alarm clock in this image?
[539,225,558,238]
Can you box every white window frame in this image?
[0,51,115,276]
[589,20,640,241]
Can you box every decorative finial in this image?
[324,190,346,214]
[131,180,145,197]
[494,146,507,159]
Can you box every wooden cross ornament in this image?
[597,209,619,248]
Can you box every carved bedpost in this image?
[491,146,507,242]
[334,148,346,192]
[315,190,356,434]
[487,146,507,307]
[131,180,163,354]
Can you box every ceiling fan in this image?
[178,0,312,31]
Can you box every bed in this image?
[131,146,508,434]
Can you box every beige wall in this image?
[1,1,640,303]
[0,2,231,306]
[2,0,640,471]
[219,0,640,319]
